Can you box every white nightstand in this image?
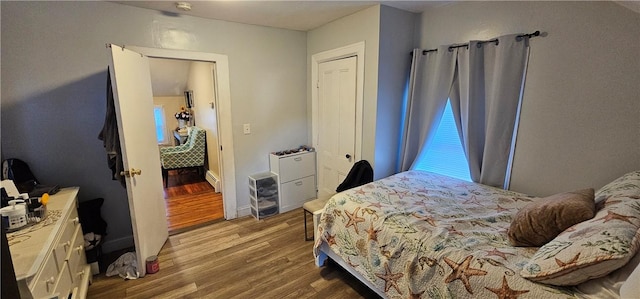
[269,151,317,213]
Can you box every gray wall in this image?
[375,6,417,179]
[1,1,307,251]
[417,1,640,196]
[307,5,381,169]
[307,5,417,180]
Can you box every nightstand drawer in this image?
[278,154,315,183]
[280,175,316,213]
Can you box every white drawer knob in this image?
[45,276,55,285]
[71,217,80,224]
[61,240,71,249]
[75,245,84,253]
[45,276,55,292]
[76,269,85,278]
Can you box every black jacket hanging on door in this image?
[98,67,126,187]
[336,160,374,192]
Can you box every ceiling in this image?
[135,1,451,96]
[112,1,452,31]
[127,0,639,96]
[114,1,640,32]
[148,58,192,97]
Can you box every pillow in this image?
[520,171,640,286]
[508,188,595,247]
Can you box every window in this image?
[153,105,167,144]
[412,100,472,181]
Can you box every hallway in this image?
[164,169,224,233]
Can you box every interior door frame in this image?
[311,42,365,172]
[129,46,237,220]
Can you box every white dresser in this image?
[8,187,91,299]
[269,151,317,213]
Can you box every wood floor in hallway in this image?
[87,209,379,298]
[164,170,224,233]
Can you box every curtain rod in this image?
[412,30,541,56]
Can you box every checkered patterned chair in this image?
[160,126,206,187]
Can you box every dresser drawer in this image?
[53,208,80,271]
[278,153,316,183]
[30,251,61,299]
[53,262,73,299]
[67,224,87,282]
[280,175,316,213]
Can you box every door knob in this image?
[120,168,142,178]
[345,154,352,159]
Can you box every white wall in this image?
[1,1,307,251]
[187,61,221,178]
[417,1,640,196]
[307,5,381,167]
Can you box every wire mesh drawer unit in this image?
[249,172,279,220]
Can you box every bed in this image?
[313,170,640,298]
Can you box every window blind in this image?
[412,100,472,181]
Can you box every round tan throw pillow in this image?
[508,188,595,247]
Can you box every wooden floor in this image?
[87,210,379,298]
[164,170,224,233]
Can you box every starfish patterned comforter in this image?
[313,170,580,298]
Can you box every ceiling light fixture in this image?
[175,2,192,11]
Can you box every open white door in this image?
[108,44,168,277]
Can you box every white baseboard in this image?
[237,205,251,218]
[102,235,134,253]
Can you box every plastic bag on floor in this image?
[106,252,139,280]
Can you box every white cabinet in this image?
[270,151,317,213]
[8,187,91,299]
[249,172,279,220]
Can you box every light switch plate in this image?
[243,123,251,135]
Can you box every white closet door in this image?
[316,56,357,199]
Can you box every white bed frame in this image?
[316,242,387,298]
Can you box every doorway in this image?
[128,45,239,221]
[108,45,237,276]
[148,57,224,233]
[163,170,223,233]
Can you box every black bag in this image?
[2,158,59,196]
[336,160,374,192]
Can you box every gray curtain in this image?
[399,46,456,171]
[449,34,530,188]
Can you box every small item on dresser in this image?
[26,197,46,223]
[146,255,159,274]
[272,145,315,156]
[0,200,28,231]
